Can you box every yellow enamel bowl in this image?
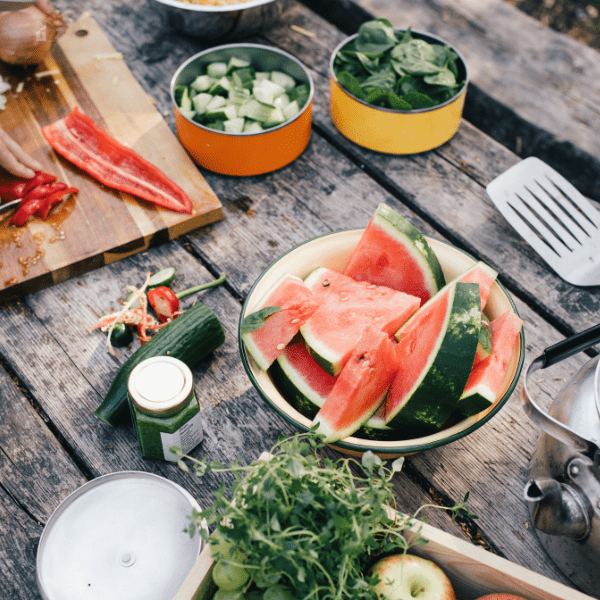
[239,230,524,458]
[171,44,313,176]
[329,30,468,154]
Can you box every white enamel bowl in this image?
[239,230,525,458]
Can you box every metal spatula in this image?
[486,156,600,286]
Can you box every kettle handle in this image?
[522,323,600,457]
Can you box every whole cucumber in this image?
[94,302,225,427]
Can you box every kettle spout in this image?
[524,478,590,540]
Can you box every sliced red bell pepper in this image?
[10,184,78,226]
[41,108,193,214]
[10,198,43,227]
[0,171,56,201]
[147,286,180,323]
[37,186,79,219]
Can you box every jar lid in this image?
[36,471,203,600]
[128,356,194,417]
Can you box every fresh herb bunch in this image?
[333,18,465,111]
[175,433,474,600]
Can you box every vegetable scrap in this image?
[333,18,465,110]
[91,270,226,355]
[41,107,193,214]
[0,170,78,227]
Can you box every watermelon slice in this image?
[474,313,493,366]
[453,261,498,310]
[458,310,523,417]
[300,267,420,376]
[385,281,481,436]
[312,327,399,443]
[343,203,445,304]
[270,339,396,439]
[241,274,320,371]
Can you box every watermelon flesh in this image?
[270,339,395,438]
[300,267,420,376]
[242,274,320,371]
[454,261,498,310]
[385,281,481,436]
[458,310,523,417]
[312,327,399,443]
[343,203,445,304]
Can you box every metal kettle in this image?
[522,323,600,597]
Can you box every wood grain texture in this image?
[0,13,223,303]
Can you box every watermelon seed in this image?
[276,343,285,350]
[291,318,300,324]
[362,360,370,368]
[322,279,330,287]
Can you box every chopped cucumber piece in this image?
[190,74,214,92]
[206,95,226,112]
[192,92,213,114]
[283,100,301,121]
[206,62,228,78]
[254,71,269,81]
[243,120,264,133]
[174,85,187,105]
[224,117,245,133]
[273,93,291,109]
[179,105,196,120]
[227,56,251,72]
[205,104,238,122]
[206,121,225,131]
[264,106,286,127]
[148,267,176,288]
[239,99,274,122]
[229,87,251,106]
[289,83,310,107]
[270,70,296,91]
[210,76,231,96]
[231,67,255,90]
[179,86,192,112]
[253,79,286,106]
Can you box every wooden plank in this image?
[0,13,223,303]
[302,0,600,203]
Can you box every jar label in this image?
[160,411,204,462]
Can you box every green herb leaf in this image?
[337,72,366,100]
[355,18,398,55]
[240,306,281,334]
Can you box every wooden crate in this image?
[174,517,595,600]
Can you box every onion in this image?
[0,6,65,66]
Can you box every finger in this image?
[35,0,57,17]
[0,130,43,176]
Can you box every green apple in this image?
[371,553,456,600]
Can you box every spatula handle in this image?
[541,323,600,368]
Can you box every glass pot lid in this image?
[36,471,203,600]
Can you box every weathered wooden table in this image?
[1,0,599,598]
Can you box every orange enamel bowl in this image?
[329,30,469,155]
[171,44,313,176]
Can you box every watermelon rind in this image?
[458,310,523,417]
[343,203,446,303]
[241,273,319,371]
[270,340,396,439]
[386,281,481,436]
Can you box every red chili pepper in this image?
[147,286,180,323]
[0,171,56,201]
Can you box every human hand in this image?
[0,129,43,179]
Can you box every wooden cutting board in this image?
[0,12,223,303]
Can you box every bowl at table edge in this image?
[150,0,293,41]
[329,28,469,155]
[171,43,313,176]
[238,229,525,459]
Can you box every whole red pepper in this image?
[147,286,180,323]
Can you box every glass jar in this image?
[127,356,203,461]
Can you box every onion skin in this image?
[0,6,63,66]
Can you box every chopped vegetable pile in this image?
[90,268,226,354]
[334,18,465,111]
[176,433,474,600]
[0,170,78,226]
[175,55,310,133]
